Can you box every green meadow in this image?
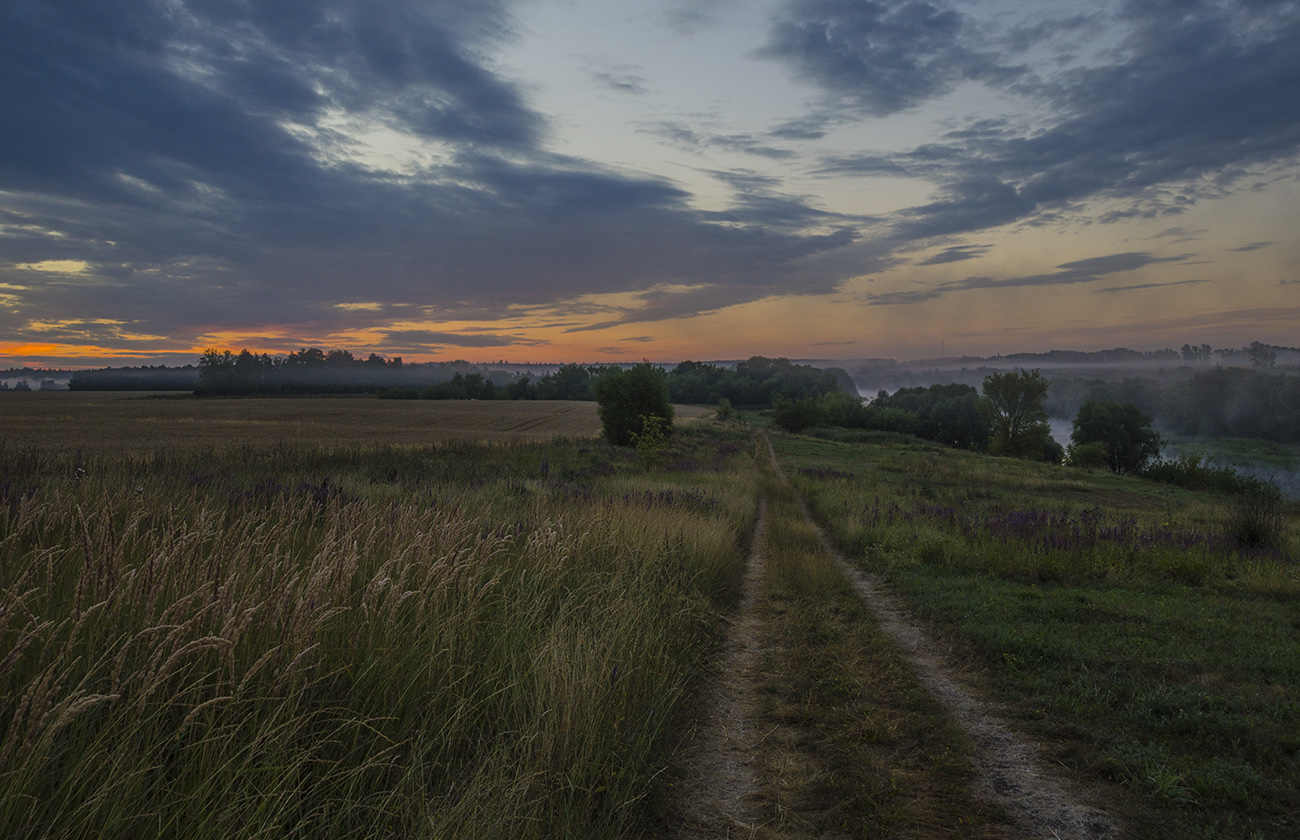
[1,396,1297,839]
[779,433,1299,840]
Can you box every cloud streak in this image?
[864,252,1193,305]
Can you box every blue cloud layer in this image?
[1,0,1297,352]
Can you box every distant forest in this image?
[377,357,855,407]
[853,341,1297,393]
[1047,367,1300,444]
[58,348,853,408]
[43,342,1300,444]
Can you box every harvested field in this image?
[0,392,711,452]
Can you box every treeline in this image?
[773,384,994,450]
[854,341,1296,394]
[195,348,410,395]
[379,357,854,407]
[1047,367,1300,443]
[69,365,198,391]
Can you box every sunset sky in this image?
[2,0,1297,367]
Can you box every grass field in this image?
[2,395,1297,839]
[0,392,711,452]
[779,434,1299,840]
[0,398,751,839]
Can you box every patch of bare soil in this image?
[765,439,1118,840]
[670,500,771,837]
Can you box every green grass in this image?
[0,427,755,840]
[8,397,1299,839]
[748,470,1004,839]
[776,432,1300,839]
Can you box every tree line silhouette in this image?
[379,357,853,408]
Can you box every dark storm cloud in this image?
[864,251,1192,305]
[757,0,1024,116]
[799,0,1300,242]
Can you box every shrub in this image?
[593,363,674,447]
[772,396,821,433]
[1140,451,1257,495]
[1228,480,1286,550]
[1067,440,1111,469]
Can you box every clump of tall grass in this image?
[762,478,842,597]
[1227,480,1287,551]
[0,434,753,839]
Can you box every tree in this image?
[537,363,596,400]
[592,363,674,447]
[1070,400,1162,474]
[195,348,237,394]
[874,383,990,449]
[1248,341,1276,369]
[981,369,1054,459]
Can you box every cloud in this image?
[1094,278,1211,294]
[0,0,866,344]
[1229,241,1273,252]
[381,330,543,349]
[587,61,649,95]
[640,121,798,159]
[807,1,1300,242]
[11,260,91,275]
[864,251,1192,305]
[662,0,739,35]
[915,244,991,265]
[757,0,1023,116]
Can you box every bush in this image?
[1067,441,1111,469]
[1228,480,1287,550]
[1071,400,1162,474]
[772,397,822,433]
[593,363,674,447]
[1140,451,1256,495]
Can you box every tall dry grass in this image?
[0,432,754,839]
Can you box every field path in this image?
[671,498,770,836]
[765,437,1117,840]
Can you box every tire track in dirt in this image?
[671,497,770,837]
[765,437,1117,840]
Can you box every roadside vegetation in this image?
[5,393,1297,839]
[0,425,756,839]
[779,433,1299,840]
[745,466,1005,839]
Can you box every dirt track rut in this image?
[671,435,1120,838]
[768,437,1117,840]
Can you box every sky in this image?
[1,0,1297,367]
